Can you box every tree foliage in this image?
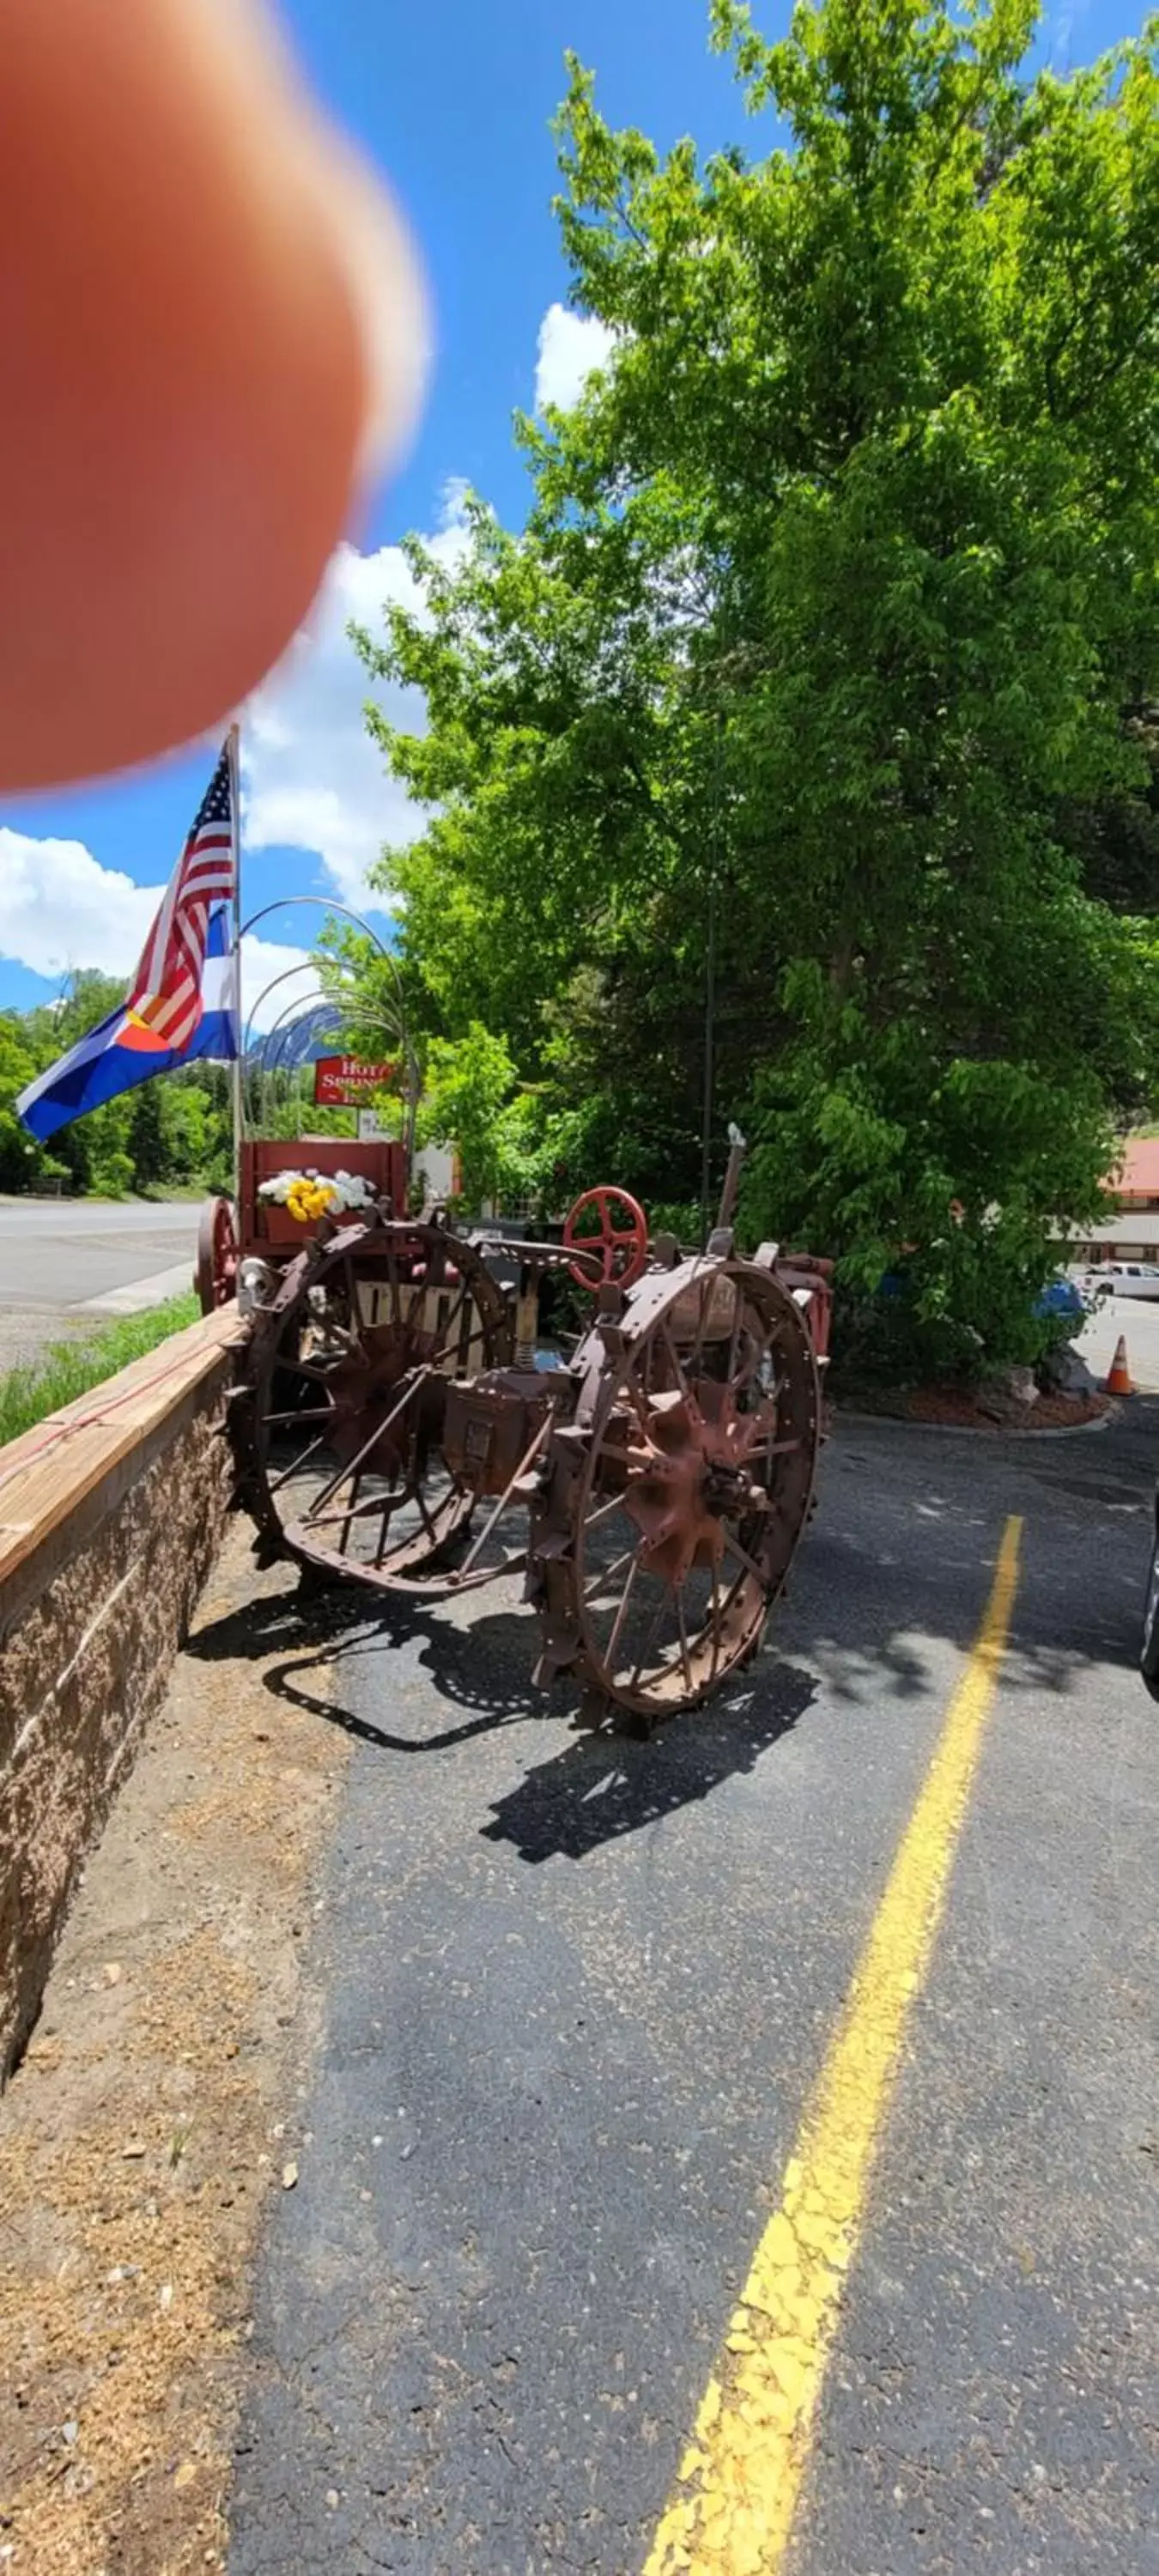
[355,0,1159,1375]
[0,969,237,1198]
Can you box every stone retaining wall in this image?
[0,1312,244,2081]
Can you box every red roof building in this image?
[1064,1138,1159,1260]
[1110,1139,1159,1208]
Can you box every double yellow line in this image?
[644,1516,1023,2576]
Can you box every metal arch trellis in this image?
[246,975,407,1075]
[259,997,347,1079]
[246,990,414,1142]
[237,896,419,1163]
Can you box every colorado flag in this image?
[15,746,240,1142]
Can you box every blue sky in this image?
[0,0,1139,1028]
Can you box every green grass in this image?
[0,1291,201,1450]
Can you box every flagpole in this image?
[226,721,244,1208]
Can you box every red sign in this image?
[313,1055,397,1106]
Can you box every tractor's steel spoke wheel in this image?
[233,1219,512,1591]
[530,1256,821,1724]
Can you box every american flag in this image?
[125,743,236,1050]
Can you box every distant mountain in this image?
[248,1005,348,1072]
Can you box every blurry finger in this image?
[0,0,427,792]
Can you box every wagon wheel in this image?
[233,1218,512,1592]
[195,1194,238,1312]
[530,1256,821,1726]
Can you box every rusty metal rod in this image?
[716,1123,748,1235]
[303,1368,430,1520]
[452,1413,553,1583]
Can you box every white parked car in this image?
[1078,1261,1159,1301]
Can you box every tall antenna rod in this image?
[226,721,243,1205]
[700,708,724,1243]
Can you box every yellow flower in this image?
[286,1176,339,1223]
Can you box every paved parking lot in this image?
[215,1403,1159,2575]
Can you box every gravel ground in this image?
[0,1525,350,2576]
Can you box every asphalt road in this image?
[0,1199,198,1362]
[215,1406,1159,2576]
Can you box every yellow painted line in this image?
[643,1515,1022,2576]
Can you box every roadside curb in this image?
[836,1404,1120,1442]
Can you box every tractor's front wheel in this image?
[529,1255,822,1727]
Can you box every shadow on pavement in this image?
[792,1510,1144,1704]
[262,1607,816,1859]
[187,1393,1158,1858]
[186,1558,818,1856]
[187,1577,536,1752]
[477,1662,816,1862]
[185,1576,363,1665]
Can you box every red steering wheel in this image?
[563,1185,649,1292]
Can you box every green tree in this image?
[0,978,237,1200]
[51,970,128,1044]
[0,1016,39,1192]
[354,0,1159,1376]
[418,1024,525,1211]
[128,1080,167,1188]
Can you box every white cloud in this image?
[237,303,616,913]
[1047,0,1091,62]
[237,935,322,1040]
[0,829,155,982]
[534,303,616,412]
[240,480,471,912]
[0,827,316,1036]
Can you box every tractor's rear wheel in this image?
[232,1219,511,1590]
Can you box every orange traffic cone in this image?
[1107,1333,1133,1396]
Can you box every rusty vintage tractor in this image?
[228,1141,832,1731]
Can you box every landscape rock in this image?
[977,1366,1039,1420]
[1039,1341,1097,1396]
